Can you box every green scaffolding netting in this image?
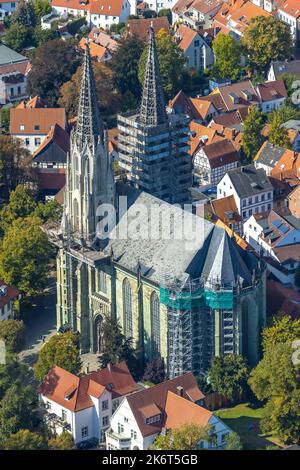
[159,287,234,310]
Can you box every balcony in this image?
[105,428,132,449]
[46,413,72,433]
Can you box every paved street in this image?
[19,275,57,366]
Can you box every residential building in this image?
[0,0,17,20]
[209,109,248,130]
[282,120,300,151]
[256,80,287,113]
[126,16,170,40]
[51,0,132,30]
[117,27,192,204]
[0,43,30,105]
[277,0,300,46]
[244,210,300,285]
[0,281,20,321]
[172,0,223,29]
[212,0,272,39]
[288,184,300,218]
[175,24,214,71]
[52,40,266,382]
[268,60,300,82]
[271,148,300,181]
[32,123,69,198]
[168,90,219,123]
[79,37,112,63]
[106,373,233,450]
[10,101,67,154]
[88,27,119,53]
[254,141,287,176]
[217,164,274,220]
[193,139,240,186]
[209,79,287,114]
[208,195,243,234]
[39,362,140,444]
[267,279,300,318]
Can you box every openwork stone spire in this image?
[139,26,167,126]
[75,41,102,148]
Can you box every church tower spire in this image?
[75,42,103,149]
[63,41,115,245]
[139,26,167,126]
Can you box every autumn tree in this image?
[0,216,53,296]
[242,16,293,72]
[212,33,242,81]
[268,110,291,148]
[151,423,210,450]
[3,429,46,450]
[208,354,249,404]
[242,106,266,161]
[27,39,81,105]
[138,29,186,100]
[59,61,121,118]
[34,332,81,382]
[110,35,144,109]
[48,432,74,450]
[0,136,37,201]
[0,320,25,353]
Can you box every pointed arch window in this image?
[151,292,160,354]
[98,270,107,294]
[123,279,133,338]
[73,198,79,231]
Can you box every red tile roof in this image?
[278,0,300,18]
[39,362,139,412]
[202,139,239,169]
[51,0,125,16]
[17,96,51,109]
[210,195,241,224]
[164,392,212,430]
[0,281,20,309]
[38,172,66,191]
[256,80,287,102]
[10,108,66,135]
[267,279,300,318]
[176,24,198,51]
[33,123,70,160]
[126,16,170,41]
[126,372,205,437]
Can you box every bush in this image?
[0,320,25,353]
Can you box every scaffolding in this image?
[160,275,236,378]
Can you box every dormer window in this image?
[146,414,161,425]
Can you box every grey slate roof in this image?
[227,164,273,198]
[0,43,27,66]
[271,60,300,80]
[255,142,286,168]
[103,183,258,288]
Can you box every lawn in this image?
[215,403,284,450]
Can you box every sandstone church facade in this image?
[55,32,266,378]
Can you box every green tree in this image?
[0,383,42,444]
[0,107,10,132]
[295,263,300,288]
[0,355,35,400]
[0,216,53,295]
[249,341,300,443]
[11,0,36,28]
[48,432,74,450]
[262,315,300,352]
[275,102,300,122]
[0,136,37,202]
[158,8,172,23]
[33,199,63,223]
[27,39,81,105]
[4,23,31,52]
[242,106,266,161]
[212,33,241,81]
[0,185,37,232]
[3,429,46,450]
[208,355,249,403]
[0,320,25,353]
[224,432,242,450]
[34,332,81,382]
[268,110,291,148]
[151,423,210,450]
[34,0,52,19]
[242,16,293,72]
[110,35,144,109]
[33,25,58,47]
[99,316,141,379]
[278,72,300,97]
[138,29,186,100]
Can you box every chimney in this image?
[176,386,184,397]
